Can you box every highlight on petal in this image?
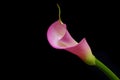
[47,20,96,65]
[47,20,77,49]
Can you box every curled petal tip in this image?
[57,3,63,24]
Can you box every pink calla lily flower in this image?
[47,20,95,65]
[46,4,120,80]
[47,4,95,65]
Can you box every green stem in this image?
[95,59,120,80]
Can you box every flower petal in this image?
[47,20,95,65]
[47,20,77,49]
[65,38,95,65]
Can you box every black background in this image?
[4,0,120,80]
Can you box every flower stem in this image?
[95,58,120,80]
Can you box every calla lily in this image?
[46,4,120,80]
[47,20,95,65]
[47,4,95,65]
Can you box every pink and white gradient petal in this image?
[47,20,95,65]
